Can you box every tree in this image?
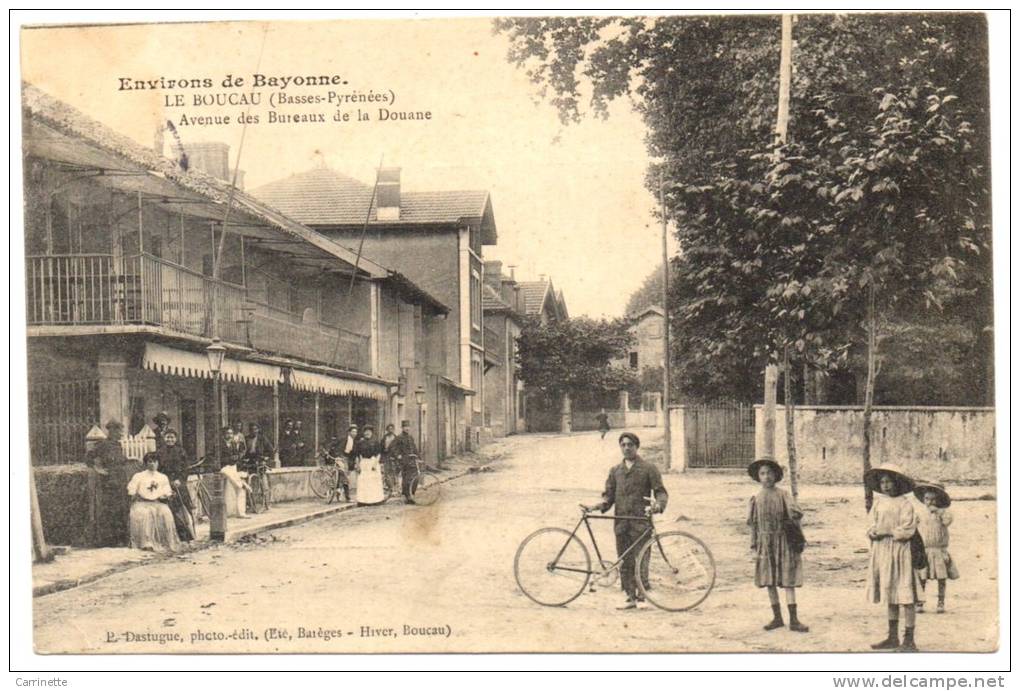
[515,315,637,404]
[624,263,666,316]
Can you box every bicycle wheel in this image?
[309,468,334,500]
[636,531,716,612]
[246,480,263,515]
[258,473,271,511]
[514,527,591,607]
[410,472,441,506]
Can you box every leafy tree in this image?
[624,263,666,316]
[515,315,637,402]
[497,14,992,506]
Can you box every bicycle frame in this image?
[550,512,657,577]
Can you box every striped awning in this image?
[287,368,388,401]
[142,343,282,387]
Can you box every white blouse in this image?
[127,470,174,501]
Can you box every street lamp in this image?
[206,338,228,542]
[413,385,427,466]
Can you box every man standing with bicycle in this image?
[584,432,668,610]
[389,420,419,503]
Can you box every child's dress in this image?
[748,486,803,587]
[867,493,921,604]
[917,507,960,580]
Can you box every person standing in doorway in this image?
[583,432,668,610]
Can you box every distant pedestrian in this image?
[596,409,610,440]
[583,432,667,610]
[865,463,922,652]
[747,458,808,633]
[913,482,959,614]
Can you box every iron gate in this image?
[684,404,756,468]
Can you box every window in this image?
[471,269,482,330]
[629,352,639,369]
[471,352,483,412]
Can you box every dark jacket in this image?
[156,444,190,485]
[597,455,668,521]
[389,432,418,464]
[355,438,383,459]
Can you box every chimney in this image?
[181,142,245,189]
[484,260,502,288]
[507,265,516,280]
[376,167,401,221]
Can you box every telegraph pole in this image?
[659,169,672,472]
[762,14,793,463]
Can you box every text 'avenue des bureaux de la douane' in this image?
[105,624,453,647]
[118,73,433,127]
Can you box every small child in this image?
[865,463,922,652]
[913,481,959,614]
[747,458,808,633]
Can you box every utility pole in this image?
[762,14,793,463]
[659,169,672,472]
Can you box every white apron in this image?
[356,454,386,505]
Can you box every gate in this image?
[684,404,755,468]
[28,379,100,466]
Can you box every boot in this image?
[788,604,809,633]
[764,604,784,631]
[899,626,918,652]
[871,619,900,650]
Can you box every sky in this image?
[21,17,670,318]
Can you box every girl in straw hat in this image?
[747,458,808,633]
[865,464,923,651]
[913,482,959,614]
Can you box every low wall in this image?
[573,409,661,432]
[35,464,320,547]
[754,405,996,484]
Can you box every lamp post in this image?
[413,385,426,467]
[206,338,227,542]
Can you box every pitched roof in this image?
[519,281,551,316]
[630,305,665,321]
[482,283,511,311]
[251,167,496,243]
[21,83,448,312]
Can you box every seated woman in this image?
[127,452,181,553]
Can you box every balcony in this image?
[26,253,370,373]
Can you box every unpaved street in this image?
[34,431,998,654]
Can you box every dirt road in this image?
[34,431,998,654]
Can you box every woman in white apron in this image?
[354,425,386,505]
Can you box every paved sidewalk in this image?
[32,451,496,598]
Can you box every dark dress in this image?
[85,440,137,547]
[156,444,194,541]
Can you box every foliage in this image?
[496,14,993,406]
[624,263,666,316]
[515,315,637,399]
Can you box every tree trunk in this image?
[784,344,799,498]
[862,283,878,512]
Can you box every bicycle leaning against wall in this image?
[514,501,717,612]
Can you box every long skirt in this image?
[167,487,195,541]
[356,456,386,505]
[868,537,922,605]
[129,500,181,553]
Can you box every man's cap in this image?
[618,432,640,448]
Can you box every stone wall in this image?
[753,406,996,484]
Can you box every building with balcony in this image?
[253,165,497,455]
[22,84,448,468]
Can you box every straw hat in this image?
[913,481,951,508]
[748,458,784,483]
[863,463,915,497]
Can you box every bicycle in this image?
[514,503,716,611]
[311,450,350,503]
[384,454,441,506]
